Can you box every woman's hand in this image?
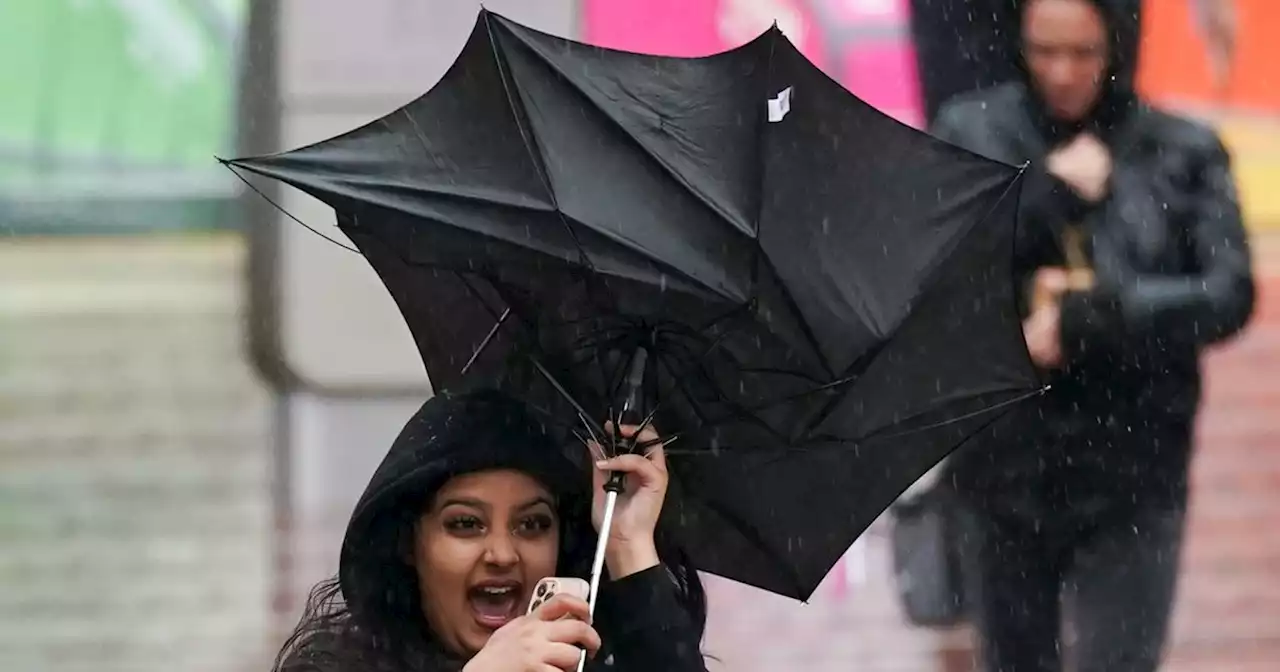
[1023,301,1063,370]
[462,594,601,672]
[590,423,667,579]
[1046,133,1112,203]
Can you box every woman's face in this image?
[413,469,561,657]
[1022,0,1108,123]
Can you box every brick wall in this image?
[0,238,274,672]
[1163,242,1280,672]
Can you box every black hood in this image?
[338,389,588,619]
[1018,0,1143,140]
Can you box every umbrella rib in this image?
[653,353,715,429]
[663,343,794,446]
[435,21,760,307]
[481,13,597,276]
[742,31,837,377]
[221,163,360,254]
[484,20,776,303]
[795,164,1032,434]
[643,306,815,425]
[682,490,808,599]
[460,308,512,376]
[906,165,1031,319]
[731,367,824,385]
[793,340,889,439]
[675,349,789,442]
[856,384,1047,444]
[528,356,606,440]
[694,385,1040,461]
[493,20,760,237]
[452,270,611,442]
[750,256,835,380]
[750,28,779,241]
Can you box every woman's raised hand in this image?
[589,422,667,578]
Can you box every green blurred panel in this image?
[0,0,44,149]
[0,0,239,163]
[0,0,247,234]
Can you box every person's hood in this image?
[337,389,587,615]
[1018,0,1143,140]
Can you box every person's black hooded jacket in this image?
[929,0,1254,483]
[275,390,708,672]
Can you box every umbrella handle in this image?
[604,470,627,493]
[604,347,650,494]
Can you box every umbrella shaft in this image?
[621,347,648,419]
[588,490,617,616]
[579,489,618,672]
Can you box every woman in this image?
[273,389,708,672]
[931,0,1252,669]
[909,0,1236,124]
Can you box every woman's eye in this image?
[445,516,484,534]
[516,514,554,536]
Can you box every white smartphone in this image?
[526,576,591,615]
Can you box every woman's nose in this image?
[483,531,520,566]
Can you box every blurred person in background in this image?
[929,0,1255,670]
[273,390,708,672]
[910,0,1238,124]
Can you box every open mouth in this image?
[468,582,523,630]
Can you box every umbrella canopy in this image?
[224,9,1039,601]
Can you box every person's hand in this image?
[462,594,601,672]
[1025,268,1067,369]
[589,423,667,578]
[1029,266,1070,313]
[1046,133,1112,202]
[1024,301,1064,370]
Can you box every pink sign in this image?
[581,0,923,127]
[580,0,826,65]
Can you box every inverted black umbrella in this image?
[223,10,1040,603]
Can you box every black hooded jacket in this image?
[929,1,1254,484]
[281,390,708,672]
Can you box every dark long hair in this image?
[271,458,707,672]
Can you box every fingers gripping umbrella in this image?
[224,10,1039,605]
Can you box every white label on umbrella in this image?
[768,86,792,122]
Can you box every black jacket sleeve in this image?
[933,101,1088,224]
[592,566,706,672]
[932,99,1088,273]
[1059,128,1255,358]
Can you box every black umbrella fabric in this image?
[224,10,1039,601]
